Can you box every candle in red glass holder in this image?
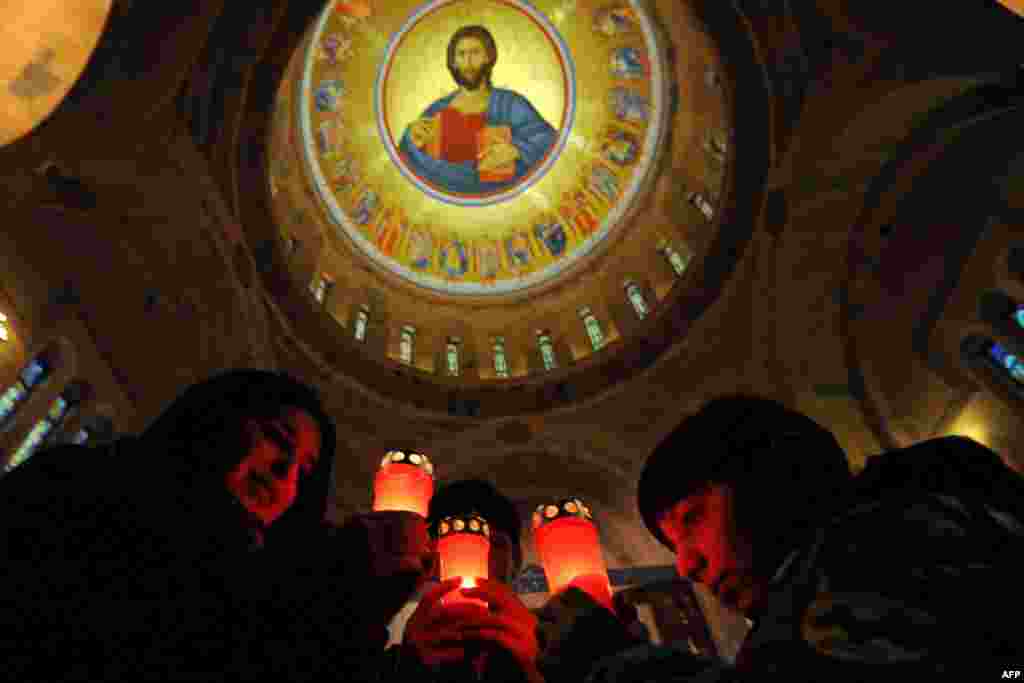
[372,450,434,517]
[532,497,613,611]
[435,513,491,611]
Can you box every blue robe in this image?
[398,88,558,195]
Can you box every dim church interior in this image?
[1,0,1023,659]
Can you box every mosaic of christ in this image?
[398,25,558,195]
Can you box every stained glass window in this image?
[20,358,50,389]
[6,421,53,471]
[659,242,691,277]
[0,381,27,425]
[1013,305,1024,332]
[311,274,334,305]
[354,308,369,342]
[539,333,557,371]
[493,337,509,378]
[400,326,416,365]
[626,282,649,319]
[987,341,1024,384]
[446,339,460,377]
[47,396,69,423]
[580,307,605,350]
[687,192,715,221]
[5,392,79,472]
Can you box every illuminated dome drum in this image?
[293,0,671,296]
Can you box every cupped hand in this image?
[404,578,486,667]
[458,577,541,670]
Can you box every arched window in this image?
[985,341,1024,385]
[657,241,691,278]
[5,382,86,472]
[0,312,9,342]
[446,338,461,377]
[0,354,54,430]
[580,307,605,350]
[493,337,509,378]
[311,273,334,305]
[538,332,557,371]
[400,326,416,365]
[704,130,728,165]
[687,191,715,221]
[354,307,369,342]
[625,281,649,319]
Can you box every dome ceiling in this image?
[280,0,672,297]
[261,0,739,401]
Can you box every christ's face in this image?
[453,36,492,90]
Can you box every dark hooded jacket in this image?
[592,435,1024,682]
[0,370,399,681]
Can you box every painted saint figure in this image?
[504,231,532,269]
[352,189,378,226]
[319,33,354,64]
[475,240,500,279]
[588,163,620,203]
[611,46,649,80]
[534,219,568,258]
[600,129,639,166]
[315,79,346,112]
[440,239,469,278]
[373,207,407,257]
[560,190,600,238]
[330,156,360,194]
[593,4,638,37]
[407,227,434,270]
[610,87,649,124]
[399,25,558,195]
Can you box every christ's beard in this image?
[455,64,492,91]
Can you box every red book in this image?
[477,125,515,183]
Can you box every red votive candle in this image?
[533,498,613,611]
[436,513,491,611]
[372,451,434,517]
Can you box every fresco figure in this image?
[319,34,354,64]
[407,228,434,270]
[352,189,378,226]
[588,164,620,203]
[331,156,360,194]
[336,0,371,19]
[475,240,500,279]
[611,46,649,79]
[601,129,639,166]
[504,231,532,269]
[317,120,344,157]
[610,87,649,124]
[373,207,406,257]
[399,25,558,194]
[593,4,638,37]
[315,79,346,112]
[440,239,469,278]
[534,219,568,258]
[560,190,600,237]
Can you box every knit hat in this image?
[637,395,850,550]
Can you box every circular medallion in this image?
[378,0,573,206]
[297,0,669,296]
